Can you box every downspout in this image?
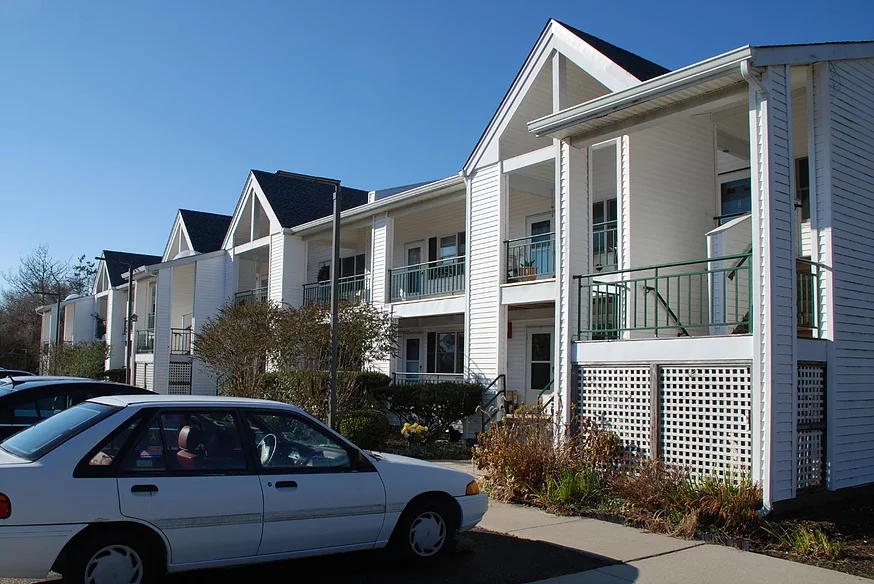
[741,60,766,95]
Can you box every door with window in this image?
[526,215,554,277]
[592,199,618,270]
[404,242,424,296]
[244,409,385,555]
[403,336,423,383]
[527,328,553,404]
[115,409,263,565]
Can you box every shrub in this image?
[260,370,364,422]
[539,467,607,511]
[762,522,844,558]
[46,341,109,379]
[102,368,127,383]
[374,382,484,442]
[382,438,472,460]
[337,409,390,450]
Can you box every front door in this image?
[527,214,553,277]
[404,242,424,296]
[404,336,423,383]
[527,327,553,404]
[244,409,386,555]
[116,409,263,566]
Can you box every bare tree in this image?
[3,244,71,299]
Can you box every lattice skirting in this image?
[169,362,193,395]
[797,363,826,490]
[577,364,753,478]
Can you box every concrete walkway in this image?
[436,461,869,584]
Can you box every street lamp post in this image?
[96,257,134,385]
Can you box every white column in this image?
[153,269,173,394]
[749,65,798,507]
[370,214,394,376]
[269,233,306,307]
[555,141,589,426]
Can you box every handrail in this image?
[573,253,753,280]
[479,374,506,433]
[504,231,556,244]
[643,286,690,336]
[391,255,465,273]
[727,246,752,281]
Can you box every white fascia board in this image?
[221,172,256,250]
[140,249,224,275]
[751,42,874,67]
[285,175,465,236]
[161,211,185,262]
[527,46,753,137]
[501,145,555,174]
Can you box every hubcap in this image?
[84,544,143,584]
[408,511,447,557]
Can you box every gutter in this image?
[283,174,465,235]
[740,60,766,94]
[527,46,754,137]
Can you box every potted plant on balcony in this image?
[518,260,538,282]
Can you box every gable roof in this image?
[251,170,370,228]
[372,181,435,201]
[556,21,670,82]
[101,250,163,287]
[463,18,670,174]
[178,209,232,253]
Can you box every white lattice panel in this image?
[797,363,826,490]
[135,363,153,391]
[577,366,651,457]
[660,366,752,478]
[168,363,192,395]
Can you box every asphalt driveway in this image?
[1,528,608,584]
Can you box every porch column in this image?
[555,140,589,426]
[370,214,394,376]
[749,65,798,507]
[269,233,306,307]
[153,268,173,395]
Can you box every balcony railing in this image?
[171,328,193,355]
[234,287,268,306]
[506,233,555,282]
[796,258,822,338]
[576,253,753,340]
[593,222,618,272]
[389,257,465,302]
[303,275,368,306]
[393,372,466,385]
[136,329,155,353]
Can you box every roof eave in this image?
[528,46,753,139]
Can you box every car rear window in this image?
[0,402,120,461]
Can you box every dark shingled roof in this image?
[556,21,670,81]
[179,209,232,253]
[372,181,435,201]
[101,250,163,287]
[251,170,370,228]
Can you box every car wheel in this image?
[391,498,458,563]
[64,529,157,584]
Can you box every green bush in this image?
[373,382,484,442]
[260,370,388,423]
[46,341,109,379]
[338,409,390,450]
[102,368,127,383]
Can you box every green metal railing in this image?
[593,222,618,271]
[796,258,822,338]
[479,374,506,434]
[302,275,367,306]
[575,253,753,339]
[389,257,465,302]
[234,287,268,306]
[506,232,555,282]
[536,379,555,415]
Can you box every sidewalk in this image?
[436,461,869,584]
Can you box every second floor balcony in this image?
[136,329,155,353]
[303,274,368,306]
[171,328,193,355]
[389,257,465,302]
[506,232,555,282]
[234,287,268,306]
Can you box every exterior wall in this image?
[152,269,173,394]
[270,233,307,307]
[107,289,128,369]
[823,58,874,490]
[507,315,555,405]
[236,258,257,294]
[170,264,194,328]
[465,163,503,381]
[370,215,394,374]
[305,242,362,284]
[192,256,226,396]
[507,190,553,241]
[391,199,466,268]
[67,297,96,344]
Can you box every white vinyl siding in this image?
[152,268,173,394]
[192,256,227,395]
[824,58,874,490]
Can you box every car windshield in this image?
[0,402,120,460]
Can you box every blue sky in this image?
[1,0,871,278]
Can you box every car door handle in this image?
[131,484,158,494]
[275,481,297,489]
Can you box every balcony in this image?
[171,328,193,355]
[506,233,554,282]
[576,254,753,340]
[136,329,155,353]
[234,287,268,306]
[303,275,368,306]
[393,372,466,385]
[796,258,821,339]
[389,257,465,302]
[593,222,618,272]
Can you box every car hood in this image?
[368,452,474,497]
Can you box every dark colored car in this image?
[0,377,153,440]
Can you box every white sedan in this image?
[0,394,487,583]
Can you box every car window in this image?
[246,411,351,471]
[36,394,69,419]
[121,410,247,473]
[88,418,141,467]
[0,402,120,461]
[12,400,40,425]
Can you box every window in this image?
[121,410,247,473]
[246,411,351,471]
[593,199,618,254]
[796,157,810,221]
[340,254,366,278]
[87,418,141,467]
[0,402,120,461]
[720,178,752,223]
[426,331,464,374]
